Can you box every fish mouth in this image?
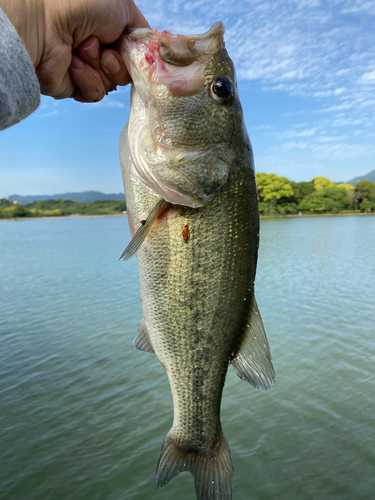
[125,22,225,67]
[121,22,225,98]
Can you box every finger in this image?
[100,49,131,87]
[78,36,116,92]
[39,68,75,100]
[79,36,101,66]
[69,54,106,102]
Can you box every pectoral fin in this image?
[231,297,275,390]
[119,199,168,260]
[133,322,154,353]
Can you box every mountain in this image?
[347,169,375,185]
[8,191,125,204]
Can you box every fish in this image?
[118,22,275,500]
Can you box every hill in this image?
[347,169,375,185]
[8,191,125,204]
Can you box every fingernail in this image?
[70,55,84,70]
[101,52,121,74]
[83,39,99,60]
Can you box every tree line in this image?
[256,174,375,215]
[0,198,127,219]
[1,175,375,218]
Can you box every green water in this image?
[1,216,374,500]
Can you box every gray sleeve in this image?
[0,7,40,131]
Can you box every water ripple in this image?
[1,216,375,500]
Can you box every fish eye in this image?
[211,77,233,103]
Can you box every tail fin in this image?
[155,430,233,500]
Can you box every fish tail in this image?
[155,430,233,499]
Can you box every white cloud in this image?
[281,128,318,138]
[331,118,364,126]
[339,0,375,15]
[283,142,311,149]
[252,125,273,130]
[85,97,126,109]
[316,135,348,143]
[359,70,375,84]
[101,100,125,109]
[36,110,58,118]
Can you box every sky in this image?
[1,0,374,197]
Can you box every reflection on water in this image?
[1,216,374,500]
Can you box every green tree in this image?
[299,186,351,213]
[313,176,336,191]
[290,181,315,203]
[337,183,356,210]
[355,180,375,199]
[256,173,294,213]
[355,180,375,212]
[13,205,30,217]
[337,183,354,191]
[0,199,14,208]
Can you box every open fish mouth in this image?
[125,22,225,67]
[121,23,226,97]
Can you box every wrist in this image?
[0,0,45,67]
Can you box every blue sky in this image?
[1,0,374,197]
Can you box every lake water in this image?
[1,215,374,500]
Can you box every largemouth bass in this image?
[119,22,275,500]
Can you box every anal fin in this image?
[133,322,154,353]
[231,296,275,390]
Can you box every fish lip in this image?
[124,22,225,41]
[192,21,225,40]
[124,26,156,39]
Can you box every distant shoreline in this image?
[0,213,128,221]
[260,212,375,218]
[1,212,375,222]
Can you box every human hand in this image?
[1,0,148,102]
